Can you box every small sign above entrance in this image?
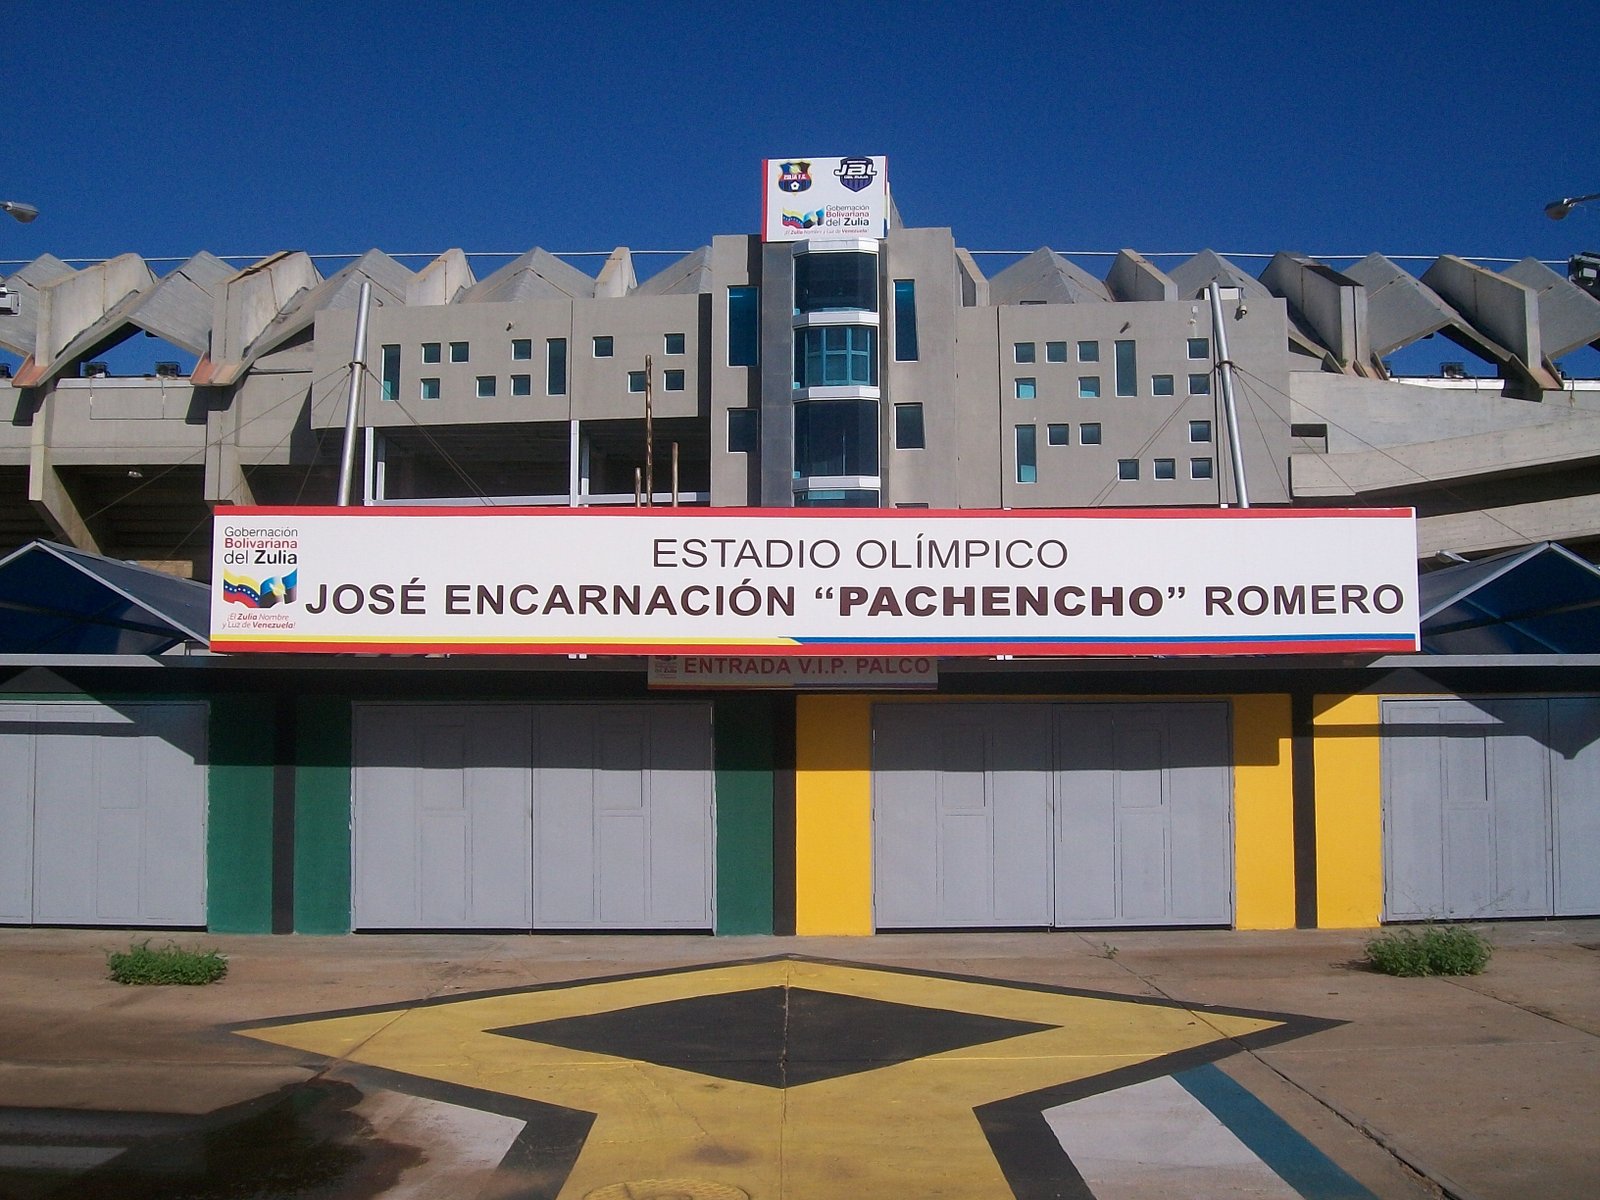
[649,655,937,690]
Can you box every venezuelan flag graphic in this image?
[223,569,298,608]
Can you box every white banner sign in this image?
[210,508,1419,657]
[649,655,937,689]
[762,155,889,241]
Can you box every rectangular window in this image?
[1192,457,1214,479]
[1015,425,1037,483]
[546,338,567,395]
[894,402,925,449]
[893,279,919,361]
[476,375,496,398]
[664,332,685,355]
[795,251,878,314]
[1078,376,1101,399]
[728,407,758,454]
[664,369,685,391]
[420,377,440,400]
[450,341,469,363]
[1114,340,1137,397]
[1117,458,1140,480]
[1188,337,1210,360]
[1015,377,1037,400]
[794,325,878,389]
[1154,457,1176,480]
[1046,341,1068,363]
[728,286,759,367]
[1152,374,1175,396]
[627,370,646,393]
[1189,419,1212,442]
[1014,341,1036,364]
[511,374,532,396]
[1047,423,1070,446]
[422,342,441,364]
[1078,340,1099,362]
[1189,372,1211,395]
[511,338,532,360]
[1080,422,1102,445]
[380,344,400,401]
[593,335,614,358]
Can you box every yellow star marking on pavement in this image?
[239,959,1283,1199]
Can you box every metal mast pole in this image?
[336,280,373,507]
[1207,281,1250,509]
[643,353,654,507]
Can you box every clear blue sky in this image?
[5,1,1599,367]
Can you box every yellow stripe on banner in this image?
[794,694,875,935]
[1313,694,1383,928]
[1231,694,1296,930]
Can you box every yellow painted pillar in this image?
[1313,694,1383,927]
[1230,694,1297,930]
[793,694,875,935]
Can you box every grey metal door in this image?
[533,704,713,929]
[0,704,36,923]
[873,704,1053,928]
[0,702,207,926]
[1382,698,1552,920]
[353,704,534,929]
[1551,698,1600,915]
[1055,703,1233,927]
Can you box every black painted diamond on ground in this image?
[490,985,1055,1088]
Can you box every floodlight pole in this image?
[1207,281,1250,509]
[337,280,373,507]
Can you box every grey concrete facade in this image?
[3,223,1600,577]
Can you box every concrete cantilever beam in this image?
[1106,250,1177,303]
[1421,255,1560,395]
[1260,253,1370,373]
[1500,258,1600,359]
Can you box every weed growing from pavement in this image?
[1363,926,1492,977]
[107,940,228,985]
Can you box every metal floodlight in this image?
[1545,192,1600,221]
[1,201,39,224]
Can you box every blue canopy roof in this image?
[1421,542,1600,654]
[0,540,209,654]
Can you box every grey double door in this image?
[0,702,208,926]
[1382,697,1600,920]
[873,702,1233,928]
[352,703,713,930]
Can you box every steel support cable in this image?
[1231,363,1541,548]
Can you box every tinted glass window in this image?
[728,286,759,366]
[794,398,879,477]
[795,252,878,314]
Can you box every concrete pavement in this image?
[0,922,1595,1199]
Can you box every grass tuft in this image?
[1363,925,1492,977]
[107,940,228,986]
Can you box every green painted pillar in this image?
[714,695,777,935]
[207,696,275,933]
[294,695,352,934]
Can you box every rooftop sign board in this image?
[211,508,1419,657]
[762,156,889,242]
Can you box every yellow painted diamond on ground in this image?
[236,956,1323,1199]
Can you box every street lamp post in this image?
[1,201,39,224]
[1545,193,1600,221]
[1545,192,1600,299]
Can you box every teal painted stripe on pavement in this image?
[1175,1063,1376,1200]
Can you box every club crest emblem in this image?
[777,161,812,193]
[834,157,878,193]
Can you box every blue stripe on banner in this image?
[1174,1063,1376,1200]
